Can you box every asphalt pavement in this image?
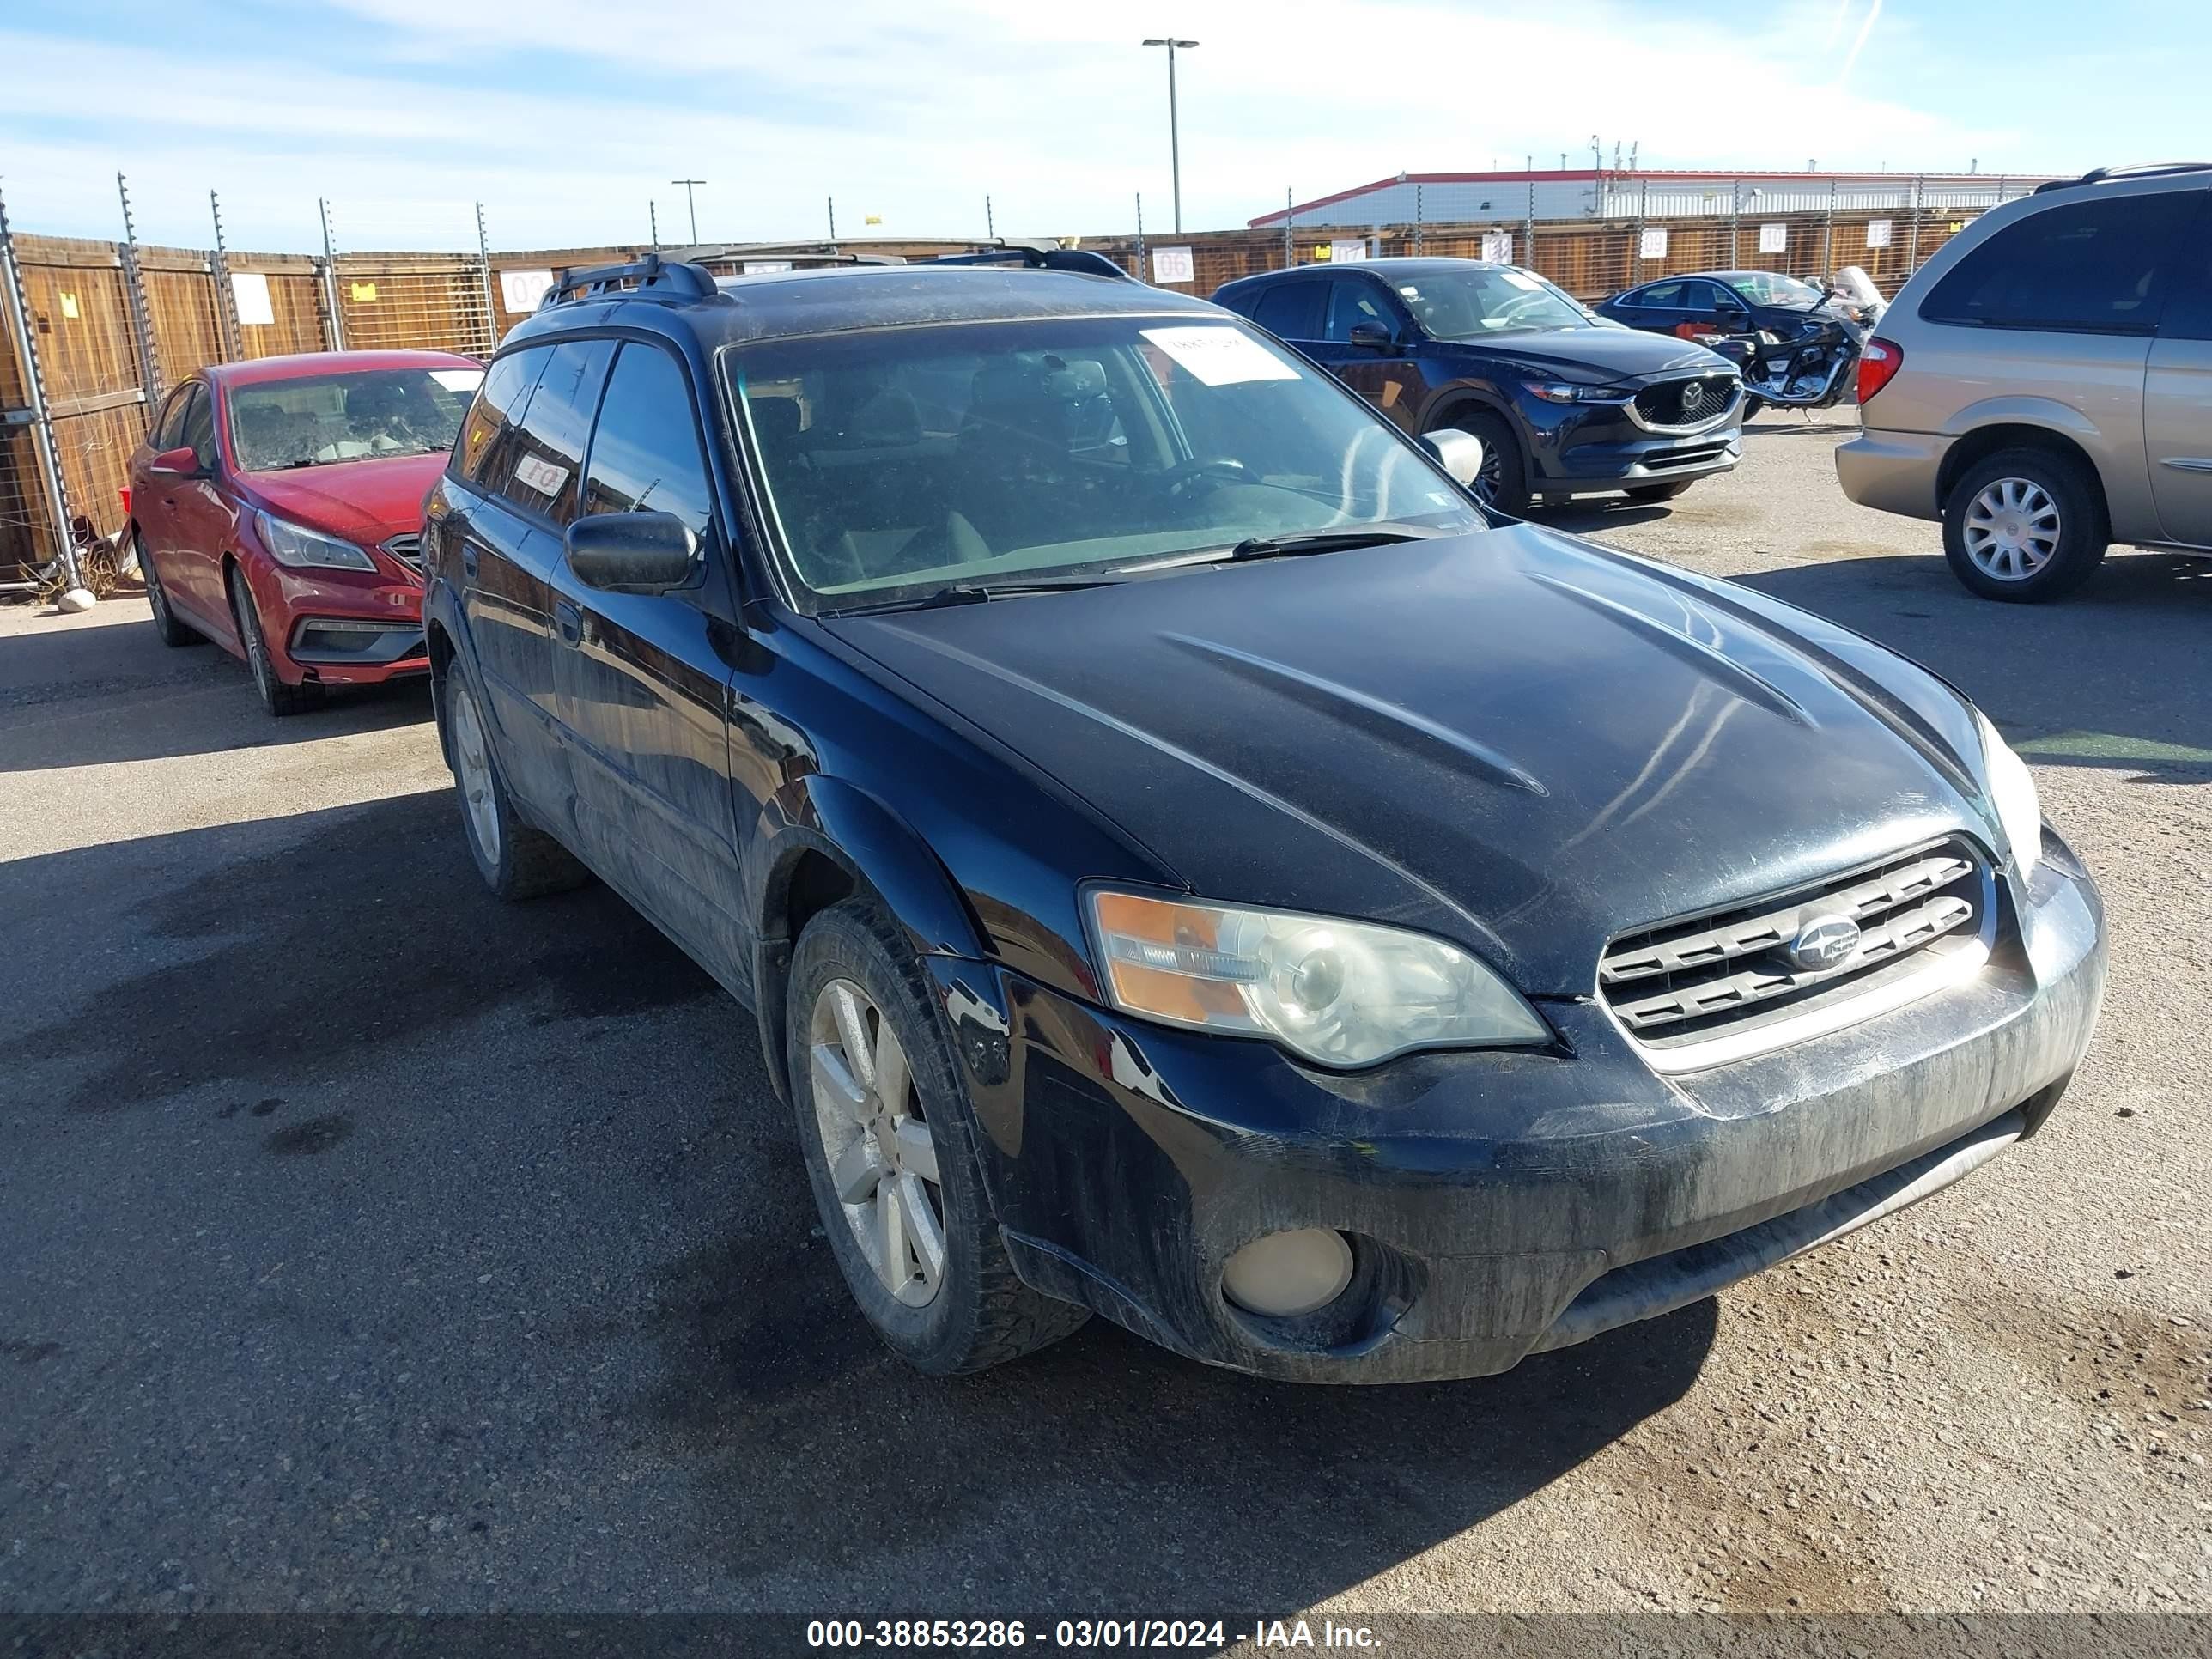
[2,413,2207,1629]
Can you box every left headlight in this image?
[256,509,377,572]
[1085,890,1550,1068]
[1528,382,1628,404]
[1975,710,2042,880]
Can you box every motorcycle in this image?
[1712,269,1876,416]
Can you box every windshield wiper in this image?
[822,573,1125,617]
[1226,526,1443,562]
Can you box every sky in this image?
[1,0,2203,255]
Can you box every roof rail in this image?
[2034,162,2212,194]
[539,253,720,310]
[933,239,1132,280]
[686,242,907,268]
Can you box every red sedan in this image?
[126,349,484,715]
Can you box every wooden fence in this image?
[3,204,1987,583]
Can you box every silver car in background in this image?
[1837,162,2212,602]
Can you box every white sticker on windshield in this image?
[1498,270,1542,290]
[1139,326,1299,387]
[431,368,486,392]
[513,454,569,498]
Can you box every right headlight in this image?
[1975,710,2042,880]
[1085,890,1550,1069]
[256,509,376,572]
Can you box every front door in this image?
[1311,274,1421,434]
[551,339,750,994]
[2145,201,2212,545]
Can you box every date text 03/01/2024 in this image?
[804,1619,1382,1649]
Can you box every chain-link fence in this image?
[3,175,2015,587]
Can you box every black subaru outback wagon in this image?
[422,252,2102,1384]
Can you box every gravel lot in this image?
[2,414,2208,1631]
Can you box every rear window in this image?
[1248,279,1327,341]
[1920,191,2200,335]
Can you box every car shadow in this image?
[2,788,1717,1616]
[1732,550,2212,781]
[1527,499,1676,535]
[0,599,430,773]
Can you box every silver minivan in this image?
[1837,163,2212,602]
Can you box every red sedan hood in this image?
[245,451,447,544]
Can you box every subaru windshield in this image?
[1391,267,1593,339]
[726,316,1484,611]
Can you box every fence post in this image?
[116,171,162,404]
[1821,180,1837,281]
[474,201,498,358]
[1134,192,1146,284]
[1729,181,1741,268]
[1524,161,1535,267]
[1283,187,1293,267]
[318,198,344,351]
[1413,182,1423,257]
[649,200,660,252]
[0,182,82,589]
[1908,175,1923,276]
[209,190,242,362]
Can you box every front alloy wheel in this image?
[809,979,946,1309]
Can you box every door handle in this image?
[554,598,583,647]
[461,539,480,580]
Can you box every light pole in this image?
[1141,37,1198,234]
[671,179,705,244]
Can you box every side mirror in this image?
[1347,320,1396,351]
[147,446,203,478]
[566,512,700,593]
[1420,427,1486,489]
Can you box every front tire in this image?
[1942,447,2107,604]
[141,530,200,647]
[436,669,590,900]
[787,899,1087,1376]
[228,564,318,715]
[1456,409,1531,517]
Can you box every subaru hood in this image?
[825,527,1996,996]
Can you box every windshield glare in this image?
[730,317,1483,607]
[1392,267,1592,339]
[228,368,482,472]
[1729,272,1826,307]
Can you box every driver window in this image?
[1323,278,1393,343]
[178,386,217,471]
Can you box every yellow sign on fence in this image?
[349,282,379,302]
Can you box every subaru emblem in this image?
[1789,914,1862,972]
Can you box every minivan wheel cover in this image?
[1963,477,2061,581]
[809,979,946,1309]
[447,681,501,867]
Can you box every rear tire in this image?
[1625,479,1695,504]
[228,564,319,716]
[1456,409,1530,517]
[1942,447,2107,604]
[437,668,591,901]
[141,529,200,647]
[787,898,1088,1376]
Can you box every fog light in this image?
[1221,1229,1355,1317]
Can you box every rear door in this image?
[1621,280,1686,336]
[162,383,234,624]
[551,339,750,992]
[2144,194,2212,545]
[133,384,198,612]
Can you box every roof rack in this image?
[2034,162,2212,194]
[539,252,720,310]
[933,239,1132,280]
[686,242,907,268]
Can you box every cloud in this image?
[0,0,2016,252]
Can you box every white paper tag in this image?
[1139,326,1300,388]
[430,368,486,392]
[230,272,275,327]
[499,268,556,312]
[1150,246,1195,285]
[513,454,569,497]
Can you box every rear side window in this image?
[177,386,217,469]
[499,338,616,524]
[1249,279,1328,341]
[581,343,714,537]
[151,384,196,448]
[1921,191,2199,334]
[1631,282,1683,307]
[453,347,550,493]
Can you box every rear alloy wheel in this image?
[228,565,318,716]
[440,670,589,900]
[1942,447,2107,604]
[787,899,1087,1374]
[140,529,199,647]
